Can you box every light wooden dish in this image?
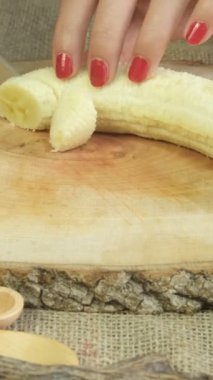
[0,287,24,329]
[0,330,79,366]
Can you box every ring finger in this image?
[128,0,190,83]
[185,0,213,44]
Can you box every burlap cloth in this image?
[11,310,213,377]
[2,0,213,377]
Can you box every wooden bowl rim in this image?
[0,287,24,320]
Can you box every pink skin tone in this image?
[53,0,213,86]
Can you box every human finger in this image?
[53,0,97,79]
[88,0,137,87]
[185,0,213,45]
[128,0,190,83]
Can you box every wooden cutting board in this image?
[0,61,212,268]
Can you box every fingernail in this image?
[128,56,149,83]
[186,21,207,45]
[56,53,73,79]
[90,59,108,87]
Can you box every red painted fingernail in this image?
[186,21,207,45]
[90,59,108,87]
[56,53,73,79]
[128,56,149,83]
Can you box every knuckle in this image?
[91,27,115,43]
[90,28,118,56]
[139,31,168,53]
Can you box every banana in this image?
[93,68,213,158]
[0,67,212,157]
[50,85,97,152]
[23,67,65,99]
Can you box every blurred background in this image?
[0,0,212,63]
[0,0,59,61]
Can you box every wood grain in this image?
[0,354,211,380]
[0,120,212,267]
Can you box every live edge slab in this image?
[0,61,212,314]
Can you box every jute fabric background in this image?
[11,310,213,377]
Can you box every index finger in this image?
[53,0,97,79]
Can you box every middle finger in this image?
[88,0,137,87]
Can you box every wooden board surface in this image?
[0,61,213,268]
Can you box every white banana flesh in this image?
[0,75,57,130]
[50,86,97,152]
[0,67,212,157]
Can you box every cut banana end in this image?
[0,76,57,130]
[50,86,97,152]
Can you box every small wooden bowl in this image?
[0,287,24,329]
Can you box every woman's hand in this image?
[53,0,213,86]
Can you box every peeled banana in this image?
[0,66,212,157]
